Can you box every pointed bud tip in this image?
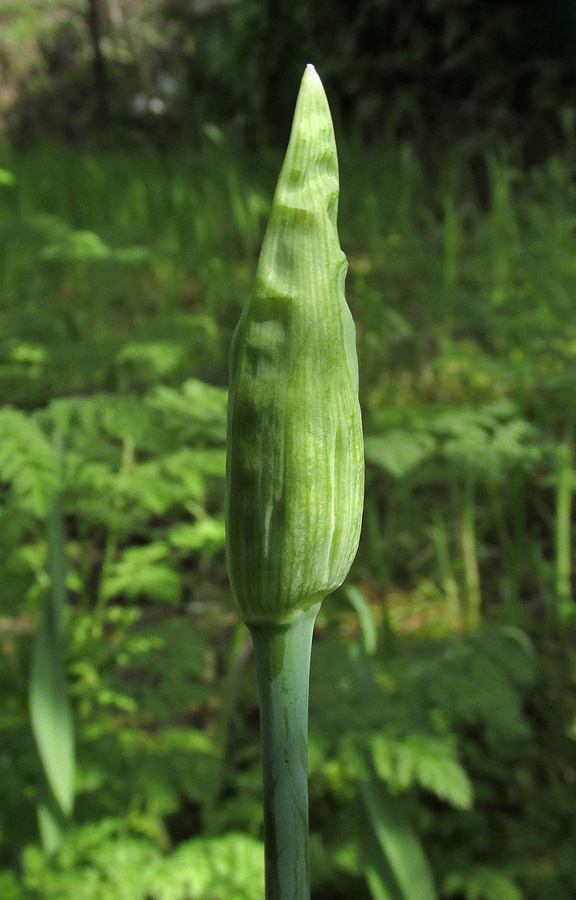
[301,63,322,92]
[291,63,332,140]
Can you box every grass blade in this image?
[29,442,75,840]
[358,777,439,900]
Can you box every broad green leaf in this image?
[444,866,523,900]
[21,827,264,900]
[148,833,265,900]
[169,519,225,555]
[23,830,160,900]
[40,229,111,261]
[0,870,24,900]
[0,168,15,186]
[365,431,435,479]
[0,408,58,516]
[102,543,181,604]
[30,488,75,824]
[30,614,75,817]
[370,734,473,810]
[343,585,378,655]
[359,778,439,900]
[38,800,66,856]
[150,379,228,444]
[117,342,185,379]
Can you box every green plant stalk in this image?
[443,195,459,292]
[249,606,319,900]
[459,478,481,630]
[94,432,135,616]
[555,441,573,616]
[202,623,253,835]
[487,481,522,623]
[430,513,461,628]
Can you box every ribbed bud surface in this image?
[226,64,364,625]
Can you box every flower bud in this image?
[226,64,364,625]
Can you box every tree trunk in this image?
[86,0,109,130]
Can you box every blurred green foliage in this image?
[1,123,576,900]
[3,0,576,158]
[10,825,265,900]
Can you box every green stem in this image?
[203,624,253,835]
[459,479,481,631]
[249,605,320,900]
[555,441,573,617]
[430,513,461,629]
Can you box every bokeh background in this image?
[2,2,576,899]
